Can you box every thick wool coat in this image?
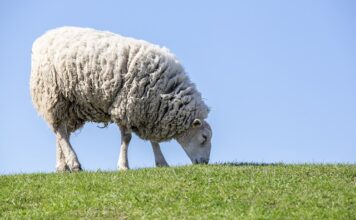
[30,27,209,142]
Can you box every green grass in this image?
[0,164,355,219]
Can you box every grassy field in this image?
[0,164,355,219]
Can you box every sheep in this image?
[30,27,212,171]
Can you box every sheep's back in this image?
[31,28,139,126]
[34,28,129,109]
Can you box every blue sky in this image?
[0,1,355,174]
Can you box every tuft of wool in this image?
[30,27,209,142]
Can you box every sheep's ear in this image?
[192,119,202,128]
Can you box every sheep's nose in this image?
[199,158,209,164]
[202,159,209,164]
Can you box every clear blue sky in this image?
[0,1,355,174]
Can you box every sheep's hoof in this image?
[56,164,70,172]
[156,162,169,167]
[119,166,129,171]
[71,165,82,172]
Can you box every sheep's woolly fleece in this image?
[30,27,209,142]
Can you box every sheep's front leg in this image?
[55,123,82,172]
[151,141,169,167]
[118,126,132,171]
[56,140,69,172]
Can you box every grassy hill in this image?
[0,164,355,219]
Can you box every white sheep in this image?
[30,27,212,171]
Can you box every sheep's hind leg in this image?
[55,123,82,172]
[151,141,169,167]
[117,125,131,171]
[56,140,69,172]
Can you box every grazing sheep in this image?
[30,27,212,171]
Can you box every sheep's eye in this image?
[201,134,208,145]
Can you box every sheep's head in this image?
[176,119,212,164]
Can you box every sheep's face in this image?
[176,119,212,164]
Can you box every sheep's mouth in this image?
[193,158,209,164]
